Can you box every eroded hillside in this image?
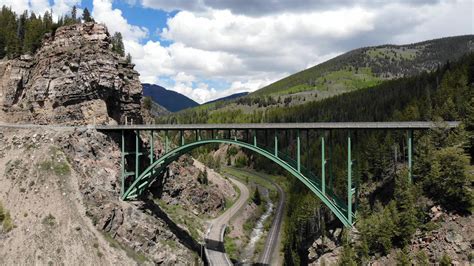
[0,22,236,264]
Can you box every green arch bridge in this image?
[97,122,459,227]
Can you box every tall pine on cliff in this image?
[0,5,91,58]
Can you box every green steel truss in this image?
[119,128,417,228]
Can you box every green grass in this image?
[154,199,203,240]
[38,147,71,176]
[224,227,239,260]
[42,214,56,227]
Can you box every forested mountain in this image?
[204,92,248,104]
[161,35,473,120]
[254,35,474,96]
[159,53,474,264]
[142,83,199,112]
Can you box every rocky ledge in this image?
[0,22,142,125]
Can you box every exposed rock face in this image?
[0,22,142,125]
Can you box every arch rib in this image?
[122,139,353,227]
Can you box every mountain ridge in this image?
[142,83,199,112]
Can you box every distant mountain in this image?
[205,92,249,104]
[253,35,474,97]
[158,35,474,122]
[142,83,199,112]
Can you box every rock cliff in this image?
[0,22,142,125]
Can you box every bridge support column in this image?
[197,130,201,141]
[180,130,184,146]
[407,129,413,182]
[121,130,125,198]
[347,133,352,225]
[321,136,325,195]
[297,130,301,172]
[135,130,140,182]
[253,130,257,147]
[165,130,169,152]
[150,130,154,165]
[274,130,278,157]
[329,130,334,193]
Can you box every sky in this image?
[0,0,473,103]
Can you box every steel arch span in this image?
[97,122,459,228]
[122,138,353,227]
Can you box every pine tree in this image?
[394,168,418,247]
[338,230,357,266]
[253,187,261,205]
[395,247,411,266]
[428,146,471,212]
[111,32,125,56]
[126,52,132,63]
[71,5,77,21]
[439,253,452,266]
[82,8,94,23]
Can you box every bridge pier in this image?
[347,133,352,225]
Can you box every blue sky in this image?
[1,0,473,103]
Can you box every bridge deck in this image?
[95,121,459,130]
[0,121,460,130]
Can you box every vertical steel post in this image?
[228,129,231,139]
[135,130,140,182]
[180,130,184,146]
[121,130,125,198]
[347,133,352,225]
[212,129,215,139]
[329,130,334,193]
[408,129,413,182]
[321,136,325,194]
[198,130,201,141]
[306,130,310,170]
[297,130,301,172]
[253,130,257,147]
[150,130,154,164]
[265,130,268,147]
[165,130,169,153]
[274,130,278,157]
[150,130,154,178]
[234,130,237,141]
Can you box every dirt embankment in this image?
[0,127,220,264]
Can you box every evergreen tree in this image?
[427,146,471,212]
[82,8,94,23]
[111,32,125,56]
[393,168,418,247]
[253,187,261,205]
[126,52,132,63]
[395,247,411,266]
[71,5,77,21]
[439,253,452,266]
[338,230,357,266]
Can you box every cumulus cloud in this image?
[0,0,81,19]
[92,0,148,42]
[140,0,442,15]
[4,0,471,104]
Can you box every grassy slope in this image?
[253,35,473,96]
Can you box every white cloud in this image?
[0,0,80,18]
[92,0,148,42]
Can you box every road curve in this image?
[205,176,250,266]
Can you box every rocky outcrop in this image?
[0,22,142,125]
